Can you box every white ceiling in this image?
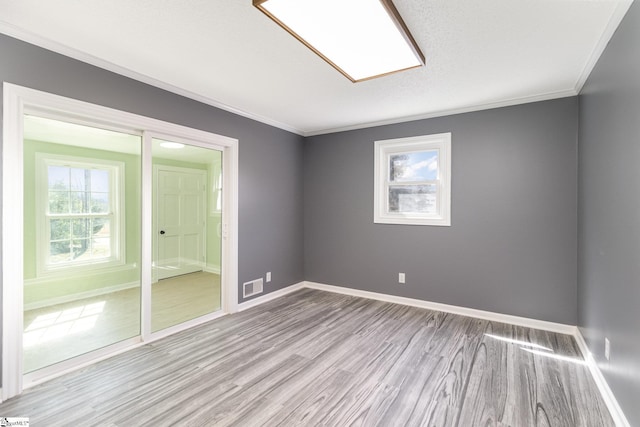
[0,0,633,136]
[24,115,220,164]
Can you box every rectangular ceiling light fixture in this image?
[253,0,425,82]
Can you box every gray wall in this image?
[0,33,305,310]
[578,1,640,424]
[305,97,578,325]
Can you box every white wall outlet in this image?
[266,272,271,283]
[605,337,611,361]
[398,273,405,284]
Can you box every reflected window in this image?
[37,154,125,273]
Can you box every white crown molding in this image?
[574,329,631,427]
[304,89,578,137]
[0,21,304,136]
[574,0,634,93]
[2,0,629,140]
[0,21,578,139]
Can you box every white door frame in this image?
[2,83,239,400]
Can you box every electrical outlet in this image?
[605,337,611,361]
[398,273,405,284]
[266,272,272,283]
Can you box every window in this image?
[374,133,451,226]
[36,154,125,274]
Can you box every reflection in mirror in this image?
[23,115,141,373]
[151,138,222,332]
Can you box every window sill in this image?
[374,215,451,226]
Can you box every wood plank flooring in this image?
[23,271,220,373]
[2,289,613,426]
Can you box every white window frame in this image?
[35,153,125,276]
[374,132,451,226]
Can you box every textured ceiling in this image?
[0,0,633,135]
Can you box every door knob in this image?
[160,230,166,235]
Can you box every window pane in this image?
[92,237,111,258]
[71,239,90,260]
[48,191,70,214]
[388,184,437,214]
[72,218,91,239]
[389,150,438,182]
[50,219,71,241]
[92,218,110,238]
[91,192,109,213]
[70,191,90,213]
[49,241,71,264]
[69,168,87,191]
[48,166,69,190]
[90,169,110,192]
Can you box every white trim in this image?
[141,132,153,341]
[22,308,227,389]
[148,309,226,341]
[374,133,452,226]
[237,281,306,312]
[574,1,634,93]
[0,21,303,137]
[34,152,126,276]
[222,139,239,315]
[234,279,575,335]
[204,265,221,275]
[23,336,142,389]
[303,281,577,335]
[574,329,630,427]
[0,20,583,138]
[2,83,25,401]
[24,281,139,311]
[304,90,578,137]
[2,82,239,400]
[24,262,137,286]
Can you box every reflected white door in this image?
[155,166,206,280]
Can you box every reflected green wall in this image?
[24,140,222,307]
[23,139,142,306]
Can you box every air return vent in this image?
[243,278,264,298]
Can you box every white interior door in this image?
[155,167,206,280]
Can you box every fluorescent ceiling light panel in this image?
[254,0,425,82]
[159,141,185,149]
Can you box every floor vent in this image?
[243,278,264,298]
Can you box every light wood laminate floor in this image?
[23,272,220,373]
[4,289,612,426]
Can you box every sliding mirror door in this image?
[151,138,222,332]
[23,115,142,373]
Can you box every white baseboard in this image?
[237,281,305,312]
[303,281,577,335]
[24,263,137,286]
[233,280,628,425]
[574,329,630,427]
[24,281,140,311]
[204,265,221,274]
